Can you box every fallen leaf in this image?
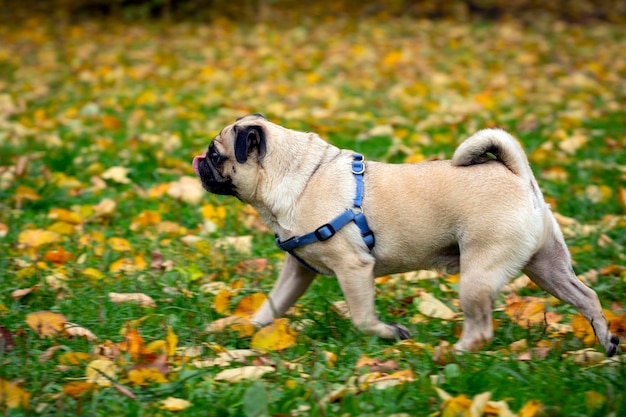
[26,311,67,337]
[213,288,234,315]
[10,284,40,299]
[416,292,456,320]
[251,318,298,352]
[518,399,543,417]
[62,382,96,398]
[64,322,98,341]
[233,293,267,319]
[167,176,204,205]
[86,359,119,387]
[107,237,132,251]
[127,367,168,386]
[58,352,92,365]
[160,396,192,411]
[17,229,59,248]
[166,327,178,357]
[214,235,253,255]
[108,292,156,308]
[205,316,256,338]
[214,366,275,383]
[0,378,31,409]
[101,166,131,184]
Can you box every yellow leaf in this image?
[108,237,132,251]
[130,210,161,231]
[324,351,337,368]
[213,289,234,315]
[127,368,168,386]
[145,340,167,354]
[250,318,297,352]
[82,267,104,281]
[166,327,178,357]
[48,208,83,224]
[0,378,31,409]
[134,255,147,271]
[15,185,40,201]
[47,221,77,235]
[86,359,119,387]
[62,381,96,398]
[58,352,92,365]
[519,399,543,417]
[160,396,192,411]
[201,204,227,224]
[17,229,59,248]
[108,292,156,308]
[233,293,267,319]
[25,311,67,337]
[109,258,135,274]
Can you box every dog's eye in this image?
[210,150,222,165]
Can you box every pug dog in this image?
[192,114,619,356]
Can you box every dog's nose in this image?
[192,152,206,176]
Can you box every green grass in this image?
[1,11,626,417]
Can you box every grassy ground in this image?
[1,11,625,417]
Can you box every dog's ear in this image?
[234,125,267,163]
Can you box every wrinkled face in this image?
[192,114,267,197]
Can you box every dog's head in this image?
[192,114,270,199]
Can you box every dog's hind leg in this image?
[455,242,527,352]
[523,237,620,356]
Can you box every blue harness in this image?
[274,154,375,274]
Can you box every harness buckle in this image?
[314,223,336,241]
[352,161,365,175]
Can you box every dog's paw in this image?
[388,323,411,340]
[607,335,620,357]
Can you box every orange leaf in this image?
[58,352,92,365]
[43,246,73,264]
[504,299,559,328]
[62,382,96,398]
[250,318,297,352]
[25,311,67,337]
[213,289,233,315]
[233,293,267,319]
[120,329,145,361]
[101,115,122,130]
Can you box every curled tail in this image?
[452,128,543,207]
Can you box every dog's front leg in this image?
[251,253,317,327]
[334,258,410,340]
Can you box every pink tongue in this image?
[192,152,206,176]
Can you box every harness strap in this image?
[275,153,376,261]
